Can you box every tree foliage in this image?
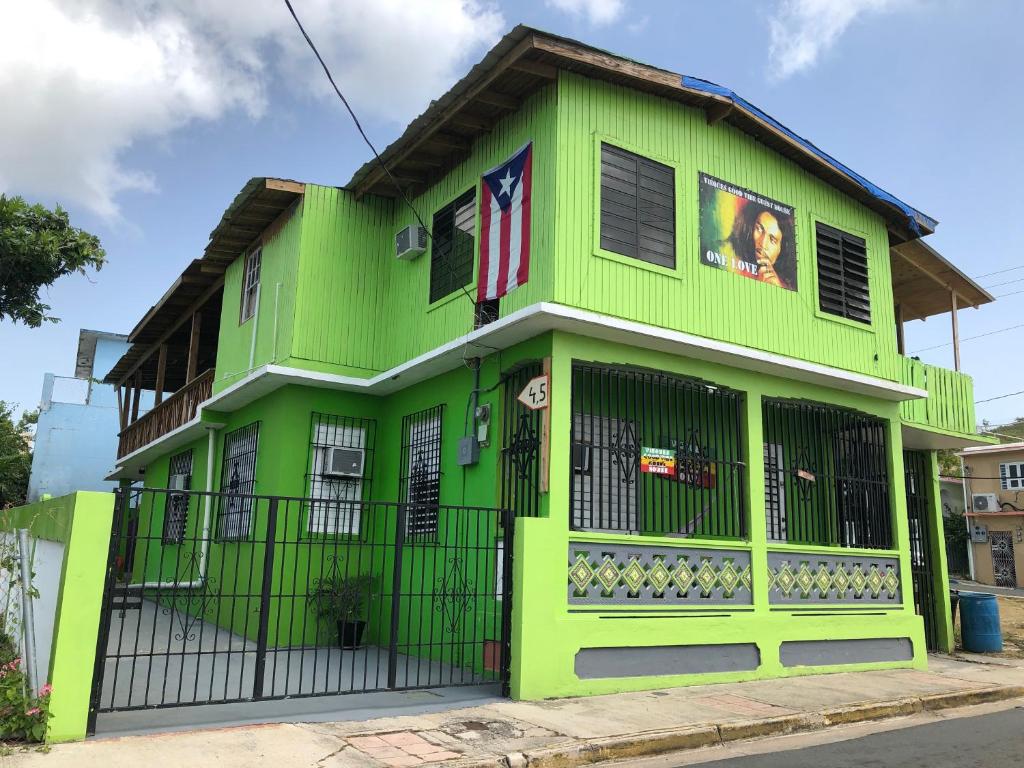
[0,403,32,508]
[0,195,105,327]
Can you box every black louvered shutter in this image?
[429,189,475,303]
[600,144,675,268]
[816,222,870,324]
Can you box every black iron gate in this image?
[89,488,513,727]
[904,450,938,650]
[990,531,1017,587]
[500,362,544,520]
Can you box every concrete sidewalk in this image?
[11,656,1024,768]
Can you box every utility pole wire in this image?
[974,264,1024,279]
[910,322,1024,353]
[281,0,476,307]
[976,389,1024,404]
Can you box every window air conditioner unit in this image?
[972,493,1001,512]
[324,447,365,479]
[395,225,427,261]
[168,473,189,492]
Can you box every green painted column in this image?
[926,450,955,653]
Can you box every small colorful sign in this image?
[640,447,677,477]
[680,462,717,489]
[795,469,816,483]
[517,374,549,410]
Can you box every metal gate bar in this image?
[904,451,937,650]
[89,488,512,725]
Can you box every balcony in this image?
[899,357,975,436]
[117,369,213,459]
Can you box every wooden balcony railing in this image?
[117,369,214,458]
[899,357,975,436]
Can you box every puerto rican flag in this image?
[478,142,532,302]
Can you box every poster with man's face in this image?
[698,173,797,291]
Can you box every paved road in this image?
[951,578,1024,598]
[684,708,1024,767]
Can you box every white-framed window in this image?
[240,247,262,323]
[1000,462,1024,490]
[307,414,372,535]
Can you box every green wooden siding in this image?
[900,357,975,434]
[553,72,900,382]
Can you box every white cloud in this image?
[0,0,504,220]
[768,0,912,80]
[546,0,625,26]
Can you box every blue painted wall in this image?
[27,335,151,501]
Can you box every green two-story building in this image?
[96,27,993,717]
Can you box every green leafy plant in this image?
[309,573,375,623]
[0,655,50,742]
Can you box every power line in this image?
[976,389,1024,405]
[974,264,1024,279]
[910,322,1024,353]
[981,276,1024,290]
[281,0,476,308]
[994,287,1024,300]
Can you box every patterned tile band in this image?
[766,551,901,605]
[568,541,753,605]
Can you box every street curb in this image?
[445,685,1024,768]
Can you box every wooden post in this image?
[154,344,167,406]
[186,311,202,383]
[539,356,551,493]
[895,303,905,355]
[116,386,126,431]
[130,375,142,423]
[950,291,961,372]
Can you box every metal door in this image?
[991,531,1017,587]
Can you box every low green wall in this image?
[1,492,115,743]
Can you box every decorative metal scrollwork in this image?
[434,555,475,634]
[508,413,539,481]
[611,421,639,484]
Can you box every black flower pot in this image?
[337,619,367,649]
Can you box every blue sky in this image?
[2,0,1022,428]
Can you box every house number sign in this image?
[517,374,549,410]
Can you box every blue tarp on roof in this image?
[681,75,935,237]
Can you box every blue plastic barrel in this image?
[959,592,1002,653]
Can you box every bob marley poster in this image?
[698,173,797,291]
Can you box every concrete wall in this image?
[27,337,152,501]
[970,512,1024,587]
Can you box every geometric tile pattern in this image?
[766,551,901,605]
[569,541,753,605]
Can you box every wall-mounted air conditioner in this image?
[324,447,365,479]
[972,493,1001,512]
[396,225,427,260]
[168,473,189,492]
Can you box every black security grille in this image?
[816,222,870,323]
[89,488,513,726]
[500,363,544,520]
[600,143,675,268]
[162,450,194,544]
[569,363,746,538]
[399,405,445,537]
[762,399,891,549]
[218,422,260,540]
[904,450,937,649]
[429,189,475,303]
[304,413,376,536]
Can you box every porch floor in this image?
[97,599,495,712]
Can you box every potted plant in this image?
[310,573,375,649]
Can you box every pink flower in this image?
[25,707,40,716]
[38,684,52,696]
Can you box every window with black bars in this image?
[762,399,891,549]
[599,143,675,268]
[304,412,376,536]
[429,190,476,303]
[218,422,260,540]
[815,222,870,323]
[399,405,444,537]
[569,363,746,538]
[162,449,193,544]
